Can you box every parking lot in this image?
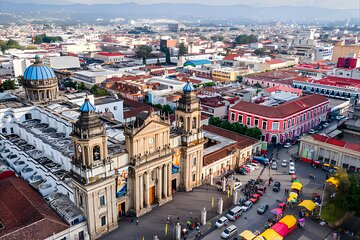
[202,144,334,240]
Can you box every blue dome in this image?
[79,98,96,112]
[183,81,195,92]
[23,63,56,81]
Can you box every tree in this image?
[0,79,16,92]
[34,34,63,44]
[0,39,23,51]
[78,82,86,91]
[254,48,265,56]
[254,82,262,88]
[165,48,171,64]
[178,43,187,57]
[235,34,258,44]
[203,82,216,87]
[90,84,108,97]
[17,76,25,86]
[135,45,152,65]
[162,104,172,114]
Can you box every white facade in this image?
[0,58,33,77]
[95,97,124,122]
[43,56,80,69]
[333,68,360,80]
[61,42,97,53]
[314,46,333,61]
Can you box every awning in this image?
[279,215,297,228]
[259,229,283,240]
[299,200,316,211]
[239,230,257,240]
[291,182,303,191]
[289,192,298,199]
[326,177,339,188]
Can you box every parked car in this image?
[281,160,288,167]
[250,162,260,170]
[245,164,255,172]
[240,166,251,173]
[249,194,261,203]
[215,216,229,228]
[289,162,295,168]
[273,181,281,192]
[235,167,247,175]
[323,122,329,128]
[289,166,295,175]
[240,200,253,211]
[257,204,269,214]
[234,181,243,190]
[226,206,244,221]
[221,225,237,239]
[256,185,267,193]
[284,142,292,148]
[271,162,278,170]
[309,129,316,134]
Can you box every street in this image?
[202,144,333,240]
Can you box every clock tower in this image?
[71,98,118,239]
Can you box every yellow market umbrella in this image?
[239,230,257,240]
[326,177,339,188]
[279,215,297,228]
[291,182,303,191]
[299,200,316,211]
[260,229,283,240]
[289,192,298,199]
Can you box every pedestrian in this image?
[284,189,287,194]
[131,216,134,223]
[136,219,139,225]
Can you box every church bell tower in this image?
[70,98,118,239]
[175,81,205,191]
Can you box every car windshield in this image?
[259,205,265,209]
[217,219,223,224]
[224,229,230,234]
[228,211,234,216]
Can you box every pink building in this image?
[228,94,329,143]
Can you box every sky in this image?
[11,0,356,9]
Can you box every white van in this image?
[226,206,243,221]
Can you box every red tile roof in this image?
[97,51,124,56]
[203,146,235,166]
[297,76,360,88]
[203,125,258,149]
[223,54,240,61]
[311,134,360,153]
[230,94,328,118]
[0,177,68,240]
[265,59,284,65]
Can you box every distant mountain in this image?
[0,1,358,23]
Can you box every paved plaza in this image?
[102,144,335,240]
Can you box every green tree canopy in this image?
[90,84,108,97]
[34,34,63,44]
[135,45,153,65]
[235,34,258,44]
[254,48,265,56]
[0,39,23,51]
[209,116,262,140]
[0,79,16,92]
[178,43,187,56]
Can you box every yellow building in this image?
[211,68,241,82]
[331,41,360,62]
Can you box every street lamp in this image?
[319,182,326,217]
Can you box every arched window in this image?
[93,145,101,161]
[192,117,197,129]
[193,157,197,166]
[179,117,184,128]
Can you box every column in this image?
[135,175,140,211]
[145,172,150,208]
[163,165,167,198]
[167,163,172,197]
[157,166,162,202]
[139,174,144,209]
